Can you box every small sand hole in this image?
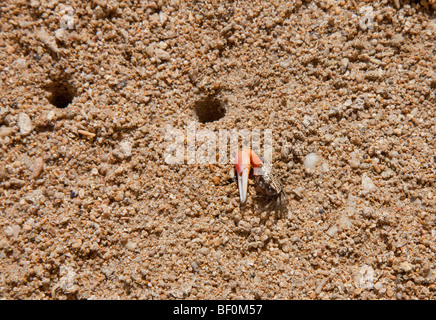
[45,80,76,109]
[193,96,226,123]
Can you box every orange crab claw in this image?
[235,149,250,204]
[234,148,263,204]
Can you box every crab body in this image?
[234,148,287,217]
[254,161,283,197]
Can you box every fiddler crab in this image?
[234,148,287,218]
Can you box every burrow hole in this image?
[45,78,77,109]
[193,95,226,123]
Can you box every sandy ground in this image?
[0,0,436,300]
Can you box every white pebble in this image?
[120,140,132,157]
[18,113,33,135]
[292,187,305,200]
[14,58,27,68]
[154,48,171,61]
[126,241,137,251]
[4,225,21,238]
[304,152,318,170]
[58,265,77,293]
[198,247,209,255]
[355,264,375,290]
[279,57,292,68]
[321,162,329,172]
[361,174,377,196]
[47,110,56,121]
[399,262,413,273]
[326,224,338,238]
[374,281,384,292]
[339,215,353,229]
